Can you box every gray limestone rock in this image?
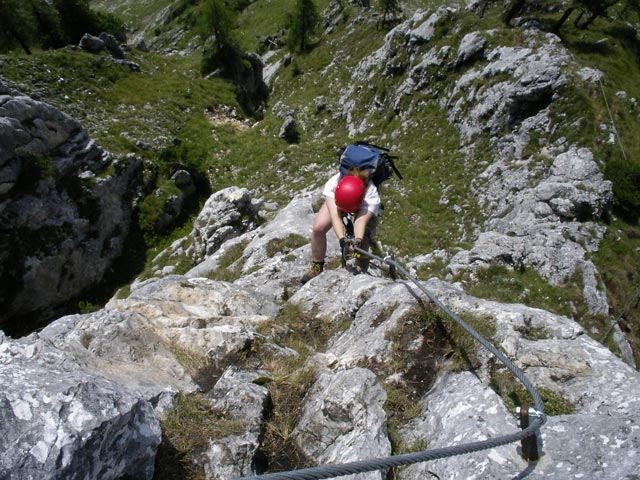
[455,31,486,66]
[326,280,428,367]
[398,371,525,480]
[184,190,321,303]
[108,276,280,387]
[79,33,105,53]
[99,32,125,59]
[188,187,262,259]
[0,83,143,329]
[0,331,161,480]
[204,367,271,479]
[279,115,298,142]
[292,368,391,479]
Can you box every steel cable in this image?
[236,249,547,480]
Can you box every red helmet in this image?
[334,176,366,212]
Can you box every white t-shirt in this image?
[322,173,381,216]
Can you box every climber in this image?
[301,168,381,284]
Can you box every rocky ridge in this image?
[336,6,612,304]
[324,5,634,365]
[1,1,639,479]
[2,188,639,479]
[0,78,145,330]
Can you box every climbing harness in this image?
[237,248,547,480]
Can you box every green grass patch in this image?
[490,370,575,416]
[257,302,335,356]
[167,341,218,390]
[244,302,333,474]
[206,239,249,282]
[265,233,308,257]
[463,264,586,320]
[258,366,316,474]
[593,219,640,366]
[154,391,246,480]
[1,48,240,158]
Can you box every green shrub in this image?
[464,263,585,319]
[259,367,316,473]
[287,0,319,53]
[54,0,124,44]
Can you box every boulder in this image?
[0,81,143,331]
[98,32,125,59]
[398,372,524,480]
[79,34,105,53]
[203,367,271,479]
[278,115,299,142]
[187,187,262,259]
[455,31,486,66]
[0,331,161,480]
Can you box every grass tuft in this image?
[154,392,246,480]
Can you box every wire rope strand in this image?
[600,286,640,343]
[599,77,628,162]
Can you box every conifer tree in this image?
[199,0,240,74]
[287,0,319,53]
[0,0,36,54]
[53,0,103,44]
[30,0,66,48]
[378,0,401,23]
[199,0,236,56]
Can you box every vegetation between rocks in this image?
[154,392,247,480]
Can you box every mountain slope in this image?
[1,0,640,478]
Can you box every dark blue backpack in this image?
[338,141,402,188]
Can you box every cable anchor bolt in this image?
[516,403,542,461]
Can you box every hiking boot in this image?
[301,261,324,284]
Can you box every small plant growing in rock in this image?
[258,366,316,473]
[79,332,95,349]
[258,302,335,356]
[265,233,308,257]
[490,369,575,416]
[167,340,219,391]
[154,392,246,479]
[206,239,249,282]
[515,322,550,340]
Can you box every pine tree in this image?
[53,0,102,44]
[199,0,240,75]
[0,0,36,54]
[199,0,236,55]
[30,0,66,48]
[287,0,319,53]
[378,0,401,24]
